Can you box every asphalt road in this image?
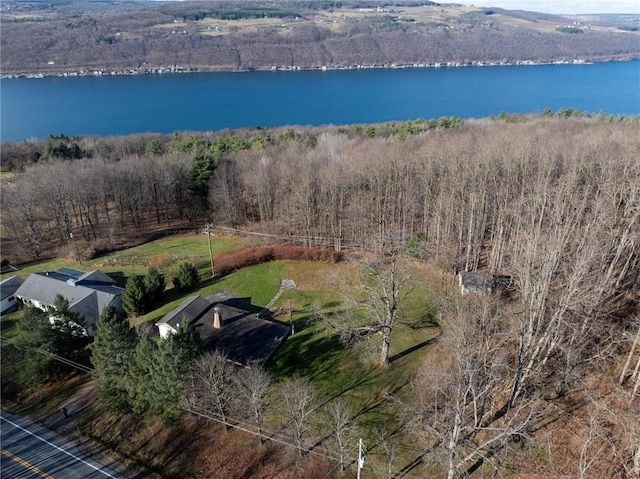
[1,410,126,479]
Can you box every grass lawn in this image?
[12,233,245,285]
[0,310,21,339]
[137,260,287,327]
[266,259,444,474]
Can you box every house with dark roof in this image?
[458,272,496,295]
[14,267,124,336]
[156,295,213,339]
[0,275,24,315]
[156,295,290,366]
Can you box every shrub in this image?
[215,246,341,277]
[172,262,199,290]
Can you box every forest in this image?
[1,0,639,75]
[1,114,639,478]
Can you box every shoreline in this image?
[2,56,638,80]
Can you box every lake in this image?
[1,60,639,141]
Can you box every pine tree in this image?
[122,269,166,317]
[150,320,202,425]
[50,294,85,343]
[126,333,157,417]
[15,306,58,385]
[171,262,199,291]
[144,267,165,307]
[122,275,149,316]
[91,306,137,413]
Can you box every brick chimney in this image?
[213,306,223,329]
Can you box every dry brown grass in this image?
[215,245,341,277]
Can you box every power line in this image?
[3,337,95,374]
[32,347,95,373]
[184,407,346,464]
[207,225,364,250]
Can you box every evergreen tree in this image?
[171,262,199,291]
[150,320,202,425]
[15,306,59,385]
[91,306,137,412]
[15,298,86,385]
[48,294,86,361]
[144,267,165,307]
[144,139,164,157]
[126,333,157,416]
[122,275,148,316]
[123,269,166,317]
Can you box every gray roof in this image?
[459,272,496,293]
[0,276,24,301]
[194,297,290,367]
[15,268,124,326]
[155,295,213,330]
[157,295,290,366]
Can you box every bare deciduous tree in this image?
[324,399,358,472]
[185,351,236,430]
[410,295,537,479]
[278,377,321,456]
[334,255,412,366]
[234,363,272,444]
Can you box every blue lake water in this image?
[1,60,639,141]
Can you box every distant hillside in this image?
[1,0,639,75]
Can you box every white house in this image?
[0,276,24,315]
[156,295,213,339]
[14,267,124,336]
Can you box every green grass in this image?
[15,234,244,283]
[0,310,21,339]
[137,260,287,326]
[266,260,442,472]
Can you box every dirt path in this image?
[264,279,296,310]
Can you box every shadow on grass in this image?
[388,338,437,363]
[405,309,438,330]
[269,331,344,380]
[78,409,168,479]
[0,317,18,337]
[12,372,90,417]
[107,270,128,288]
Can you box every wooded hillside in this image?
[2,115,639,477]
[1,1,638,75]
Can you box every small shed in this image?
[0,276,24,314]
[458,272,496,295]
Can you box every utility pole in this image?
[357,438,365,479]
[69,232,81,264]
[289,299,294,335]
[205,223,215,278]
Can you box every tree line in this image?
[0,117,460,261]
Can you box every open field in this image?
[181,5,634,39]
